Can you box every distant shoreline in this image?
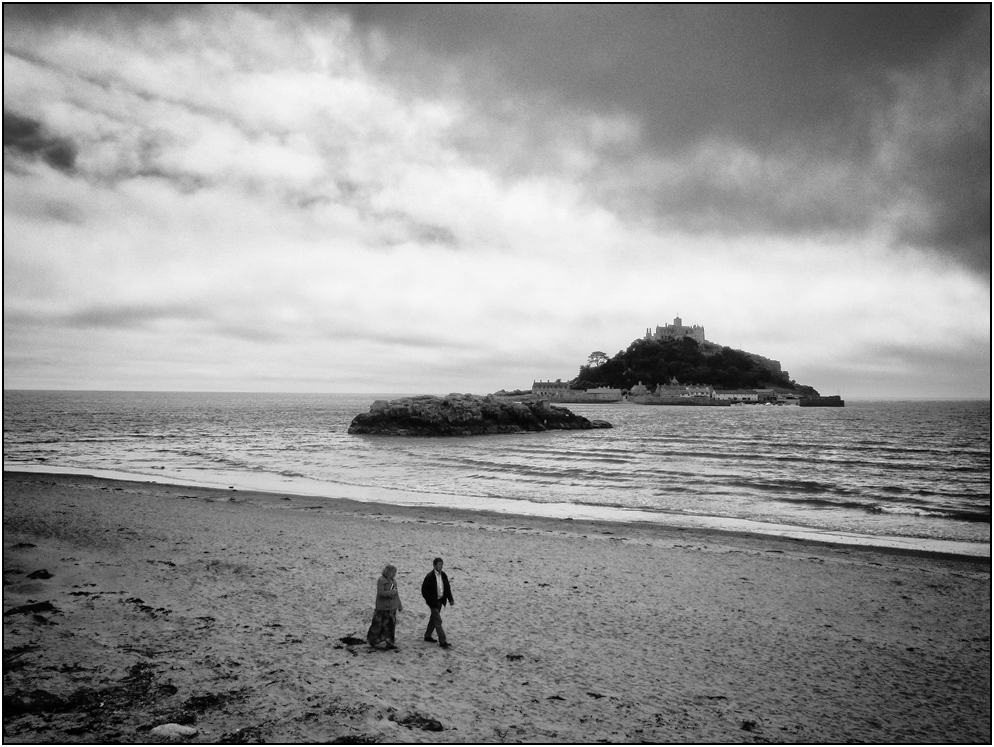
[6,464,988,562]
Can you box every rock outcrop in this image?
[348,394,612,436]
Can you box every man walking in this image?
[421,557,454,648]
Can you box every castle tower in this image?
[648,314,706,344]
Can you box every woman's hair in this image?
[382,564,397,577]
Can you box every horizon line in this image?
[2,388,990,403]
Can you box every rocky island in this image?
[347,394,612,436]
[527,315,843,405]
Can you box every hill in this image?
[571,337,819,394]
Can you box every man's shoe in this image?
[424,637,437,643]
[439,642,451,649]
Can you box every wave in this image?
[721,478,856,496]
[6,438,69,445]
[6,394,990,545]
[758,494,991,523]
[870,505,992,523]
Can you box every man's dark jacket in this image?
[421,569,454,608]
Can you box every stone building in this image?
[645,315,706,344]
[531,380,623,402]
[629,382,651,396]
[583,387,623,401]
[532,380,572,397]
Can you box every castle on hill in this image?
[645,315,705,344]
[522,312,832,404]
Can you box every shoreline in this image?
[3,470,990,743]
[5,463,990,561]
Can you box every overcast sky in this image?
[3,5,990,398]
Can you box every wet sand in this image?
[3,471,991,743]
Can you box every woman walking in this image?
[367,564,402,649]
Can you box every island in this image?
[526,315,843,406]
[347,393,613,436]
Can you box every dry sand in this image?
[3,471,990,744]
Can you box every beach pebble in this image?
[151,723,198,738]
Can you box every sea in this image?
[3,391,990,556]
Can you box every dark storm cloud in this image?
[647,161,876,237]
[3,110,78,172]
[342,5,977,147]
[894,114,992,270]
[4,5,988,272]
[2,3,201,31]
[338,4,991,273]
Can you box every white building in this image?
[683,385,714,398]
[713,389,759,402]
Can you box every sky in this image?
[3,4,991,398]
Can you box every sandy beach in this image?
[3,471,990,744]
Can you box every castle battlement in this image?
[645,315,705,344]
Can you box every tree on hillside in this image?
[587,351,609,367]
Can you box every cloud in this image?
[340,5,982,149]
[3,110,78,171]
[65,302,206,330]
[1,5,989,396]
[338,5,991,274]
[883,56,992,271]
[7,6,987,274]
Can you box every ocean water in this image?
[3,391,990,552]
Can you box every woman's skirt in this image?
[366,609,397,646]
